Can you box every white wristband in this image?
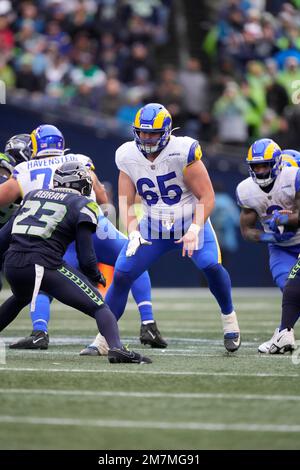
[188,223,201,236]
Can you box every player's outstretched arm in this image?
[241,207,295,243]
[91,172,108,204]
[118,171,151,256]
[76,223,106,287]
[119,170,138,234]
[267,191,300,231]
[176,161,215,257]
[184,160,215,224]
[240,208,262,242]
[0,178,21,207]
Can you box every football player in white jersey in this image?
[236,138,300,353]
[0,124,166,351]
[95,102,241,352]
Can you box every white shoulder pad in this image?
[236,178,255,208]
[65,153,94,170]
[115,141,137,173]
[169,135,202,168]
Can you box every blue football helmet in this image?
[31,124,65,158]
[133,103,172,155]
[281,149,300,168]
[247,138,282,187]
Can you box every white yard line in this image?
[0,336,260,346]
[4,349,294,358]
[0,415,298,432]
[0,388,300,402]
[0,367,299,377]
[8,302,278,312]
[0,287,282,302]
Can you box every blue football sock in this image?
[131,271,154,323]
[31,293,51,332]
[203,264,233,314]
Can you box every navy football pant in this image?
[30,214,154,332]
[281,259,300,330]
[0,261,122,349]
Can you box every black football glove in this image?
[90,270,106,288]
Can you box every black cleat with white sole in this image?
[224,332,241,352]
[140,321,168,348]
[108,347,152,364]
[9,330,49,350]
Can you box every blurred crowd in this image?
[206,0,300,148]
[1,0,300,146]
[0,0,171,132]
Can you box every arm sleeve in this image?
[75,223,102,283]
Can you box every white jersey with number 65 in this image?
[116,135,202,230]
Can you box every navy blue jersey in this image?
[0,174,19,229]
[7,189,99,268]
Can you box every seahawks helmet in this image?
[0,152,16,175]
[31,124,65,158]
[133,103,172,155]
[53,161,92,196]
[5,134,32,164]
[281,149,300,168]
[246,138,282,187]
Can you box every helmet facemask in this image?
[248,156,282,187]
[133,127,170,155]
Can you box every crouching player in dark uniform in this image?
[0,161,151,364]
[268,259,300,354]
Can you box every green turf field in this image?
[0,288,300,450]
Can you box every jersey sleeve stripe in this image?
[186,141,202,166]
[80,207,98,225]
[86,201,100,218]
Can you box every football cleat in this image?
[269,328,295,354]
[140,321,168,348]
[108,347,152,364]
[79,346,100,356]
[9,330,49,350]
[222,311,241,352]
[258,328,279,353]
[79,333,109,356]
